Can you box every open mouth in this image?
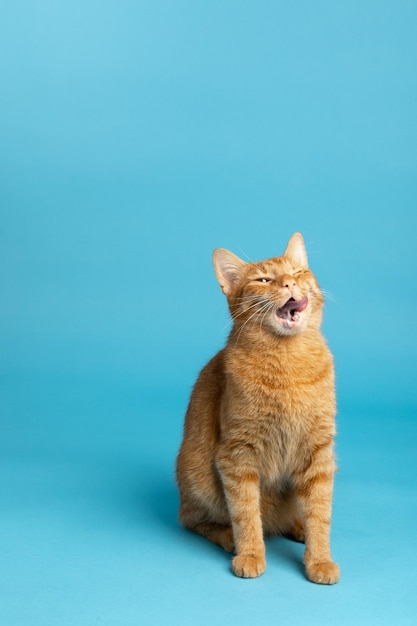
[276,296,308,324]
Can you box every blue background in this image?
[1,1,416,624]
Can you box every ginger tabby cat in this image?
[176,233,339,584]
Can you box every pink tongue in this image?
[282,295,308,313]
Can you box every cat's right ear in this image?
[212,249,245,296]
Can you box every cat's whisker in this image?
[234,306,263,345]
[234,299,274,345]
[321,289,337,304]
[221,296,271,337]
[239,301,270,325]
[220,318,233,335]
[235,300,268,316]
[259,301,275,334]
[236,248,255,263]
[232,295,263,308]
[231,298,270,322]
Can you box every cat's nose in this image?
[282,275,296,292]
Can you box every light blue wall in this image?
[1,2,416,625]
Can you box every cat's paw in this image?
[306,560,340,585]
[232,555,266,578]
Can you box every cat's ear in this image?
[212,248,245,296]
[284,232,308,269]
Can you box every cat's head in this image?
[213,233,324,337]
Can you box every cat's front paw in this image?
[306,560,340,585]
[232,555,266,578]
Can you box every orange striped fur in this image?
[176,233,339,584]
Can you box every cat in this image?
[176,232,339,584]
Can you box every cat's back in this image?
[177,349,225,468]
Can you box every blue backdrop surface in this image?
[1,2,417,625]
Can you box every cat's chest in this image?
[226,342,335,419]
[222,357,335,479]
[259,405,310,451]
[222,386,315,466]
[229,408,309,482]
[229,367,333,426]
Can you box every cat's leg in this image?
[294,448,340,585]
[179,496,235,553]
[216,452,266,578]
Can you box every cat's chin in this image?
[274,313,306,335]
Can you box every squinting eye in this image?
[256,277,271,283]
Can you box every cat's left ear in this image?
[284,232,309,269]
[213,248,245,296]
